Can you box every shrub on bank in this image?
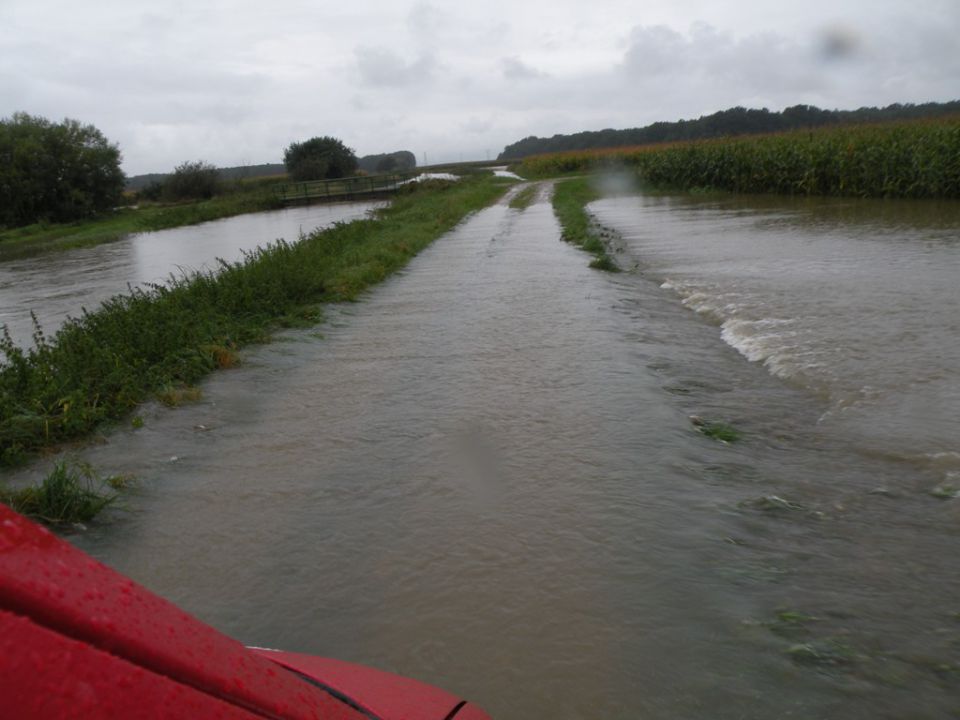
[162,160,222,201]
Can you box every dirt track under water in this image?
[11,183,958,719]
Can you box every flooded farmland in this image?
[7,185,960,718]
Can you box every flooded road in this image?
[14,186,960,718]
[0,201,380,349]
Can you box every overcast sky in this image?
[2,0,958,175]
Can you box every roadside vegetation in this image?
[517,118,960,199]
[0,459,123,526]
[551,178,619,271]
[0,174,510,466]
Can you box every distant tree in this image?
[162,160,221,201]
[137,180,164,202]
[375,156,398,172]
[0,112,125,227]
[497,100,960,160]
[283,136,358,181]
[357,150,417,174]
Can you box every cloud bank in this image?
[1,0,957,174]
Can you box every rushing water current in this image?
[590,193,960,486]
[0,201,380,349]
[8,186,960,718]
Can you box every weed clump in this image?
[930,482,959,500]
[768,610,820,639]
[156,384,203,407]
[690,415,741,442]
[589,253,619,271]
[0,460,119,525]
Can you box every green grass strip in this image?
[508,184,538,210]
[0,175,509,466]
[551,178,619,272]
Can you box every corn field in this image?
[516,119,960,199]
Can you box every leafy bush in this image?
[0,113,125,227]
[284,136,358,181]
[162,160,221,201]
[137,180,164,202]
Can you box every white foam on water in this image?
[399,173,460,185]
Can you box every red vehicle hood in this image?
[0,504,491,720]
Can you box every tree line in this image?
[498,101,960,160]
[1,111,415,229]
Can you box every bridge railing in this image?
[277,172,421,204]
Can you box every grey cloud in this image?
[355,47,436,87]
[4,0,957,174]
[622,25,690,76]
[407,2,444,35]
[460,116,494,134]
[501,57,547,80]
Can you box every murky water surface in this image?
[0,202,380,348]
[12,188,960,718]
[591,193,960,482]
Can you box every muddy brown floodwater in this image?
[0,201,381,349]
[9,184,960,718]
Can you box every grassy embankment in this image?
[0,177,287,258]
[551,177,619,272]
[0,174,511,472]
[515,117,960,199]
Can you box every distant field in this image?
[515,117,960,199]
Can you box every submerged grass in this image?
[551,177,620,272]
[0,175,510,465]
[508,184,538,210]
[517,117,960,199]
[0,459,119,525]
[0,179,286,259]
[695,419,742,442]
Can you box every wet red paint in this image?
[0,505,492,719]
[0,609,261,720]
[253,649,491,720]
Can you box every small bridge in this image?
[277,172,419,206]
